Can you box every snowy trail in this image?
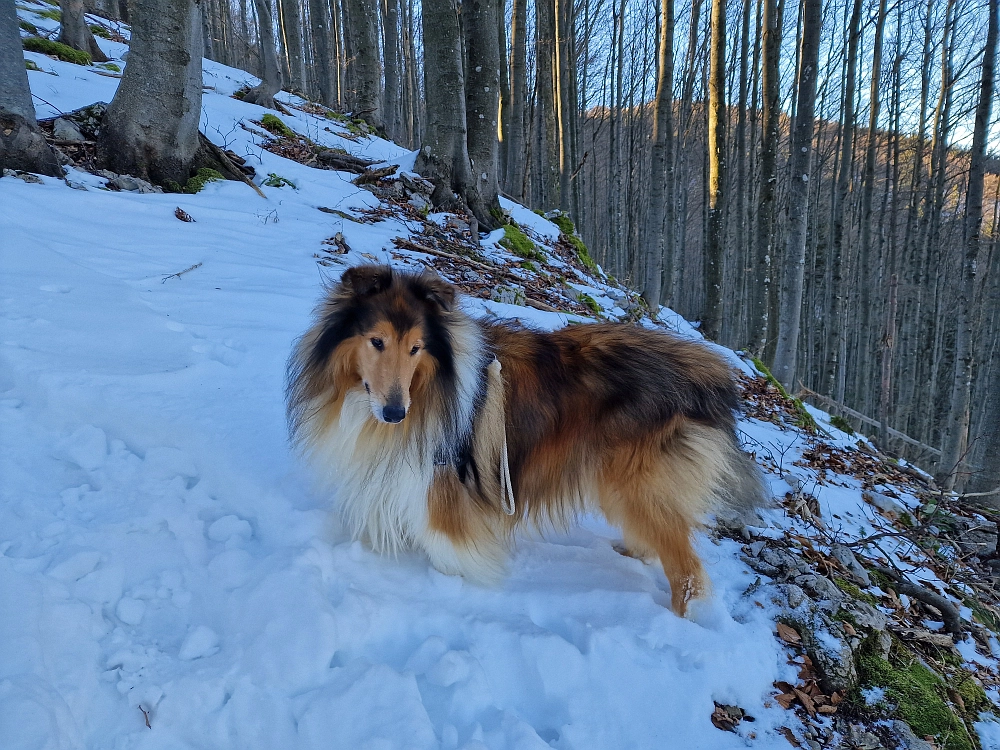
[1,147,799,749]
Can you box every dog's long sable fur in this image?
[287,265,765,615]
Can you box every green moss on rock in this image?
[833,577,879,606]
[89,23,112,39]
[22,36,90,65]
[25,59,42,71]
[750,356,819,432]
[500,224,543,261]
[183,168,225,194]
[36,7,61,20]
[855,636,976,750]
[260,113,295,138]
[19,19,39,33]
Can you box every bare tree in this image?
[243,0,284,109]
[772,0,821,389]
[0,0,62,176]
[59,0,110,62]
[97,0,205,185]
[703,0,726,340]
[414,0,491,227]
[641,0,675,308]
[343,0,382,129]
[464,0,502,217]
[505,0,527,199]
[751,0,781,354]
[939,0,997,488]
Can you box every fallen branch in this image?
[138,705,151,729]
[393,238,496,273]
[352,165,397,185]
[872,565,963,636]
[162,262,202,283]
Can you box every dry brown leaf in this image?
[792,688,816,717]
[817,705,838,715]
[775,693,797,709]
[778,726,802,747]
[777,622,802,645]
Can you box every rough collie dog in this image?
[287,265,764,615]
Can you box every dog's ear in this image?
[341,265,392,297]
[415,270,455,312]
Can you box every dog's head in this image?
[296,265,457,425]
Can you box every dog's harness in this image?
[489,357,517,516]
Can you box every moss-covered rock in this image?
[25,59,43,71]
[19,19,39,34]
[22,36,91,65]
[89,23,112,39]
[182,168,225,194]
[830,414,855,435]
[500,224,544,261]
[260,114,295,138]
[750,356,819,432]
[36,7,61,20]
[96,61,121,72]
[853,635,977,750]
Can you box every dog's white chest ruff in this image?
[310,390,435,553]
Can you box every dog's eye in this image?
[370,338,384,351]
[410,345,420,356]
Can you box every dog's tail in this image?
[711,432,770,529]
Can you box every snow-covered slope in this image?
[4,4,1000,749]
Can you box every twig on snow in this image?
[161,262,202,283]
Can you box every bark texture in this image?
[703,0,726,340]
[97,0,204,186]
[343,0,382,129]
[641,0,674,308]
[772,0,821,389]
[243,0,284,109]
[414,0,490,227]
[59,0,110,61]
[1,0,63,176]
[463,0,502,218]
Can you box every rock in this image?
[807,620,858,693]
[830,544,872,587]
[780,583,807,609]
[400,171,434,195]
[408,193,431,213]
[863,491,916,525]
[53,118,85,141]
[889,720,935,750]
[845,725,882,750]
[63,102,107,139]
[108,175,162,193]
[794,574,845,609]
[462,270,481,282]
[749,540,767,557]
[491,285,525,307]
[842,599,888,632]
[955,519,998,558]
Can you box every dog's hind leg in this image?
[611,497,708,616]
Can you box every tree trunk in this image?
[59,0,110,61]
[414,0,491,228]
[938,0,997,489]
[309,0,335,105]
[464,0,502,218]
[535,0,559,208]
[826,0,861,402]
[772,0,821,389]
[278,0,305,91]
[641,0,675,308]
[343,0,382,129]
[97,0,204,186]
[703,0,726,340]
[0,0,63,176]
[382,0,401,139]
[244,0,284,109]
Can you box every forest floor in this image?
[5,3,1000,748]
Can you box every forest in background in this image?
[6,0,1000,496]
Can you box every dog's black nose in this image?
[383,404,406,423]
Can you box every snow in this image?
[4,5,997,748]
